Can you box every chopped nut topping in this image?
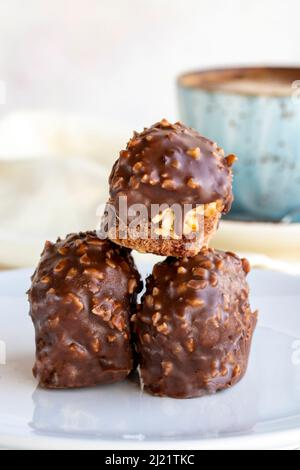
[177,283,187,295]
[152,287,159,296]
[227,352,235,364]
[140,315,152,325]
[63,293,83,312]
[130,313,137,323]
[83,268,104,280]
[76,243,87,255]
[107,335,116,343]
[192,267,207,278]
[40,275,50,284]
[129,176,140,190]
[54,259,67,273]
[161,179,176,190]
[66,267,77,280]
[58,247,68,256]
[128,138,140,148]
[156,322,169,335]
[241,258,251,274]
[120,150,130,158]
[177,266,187,274]
[162,361,173,376]
[225,154,238,166]
[187,279,205,290]
[80,254,91,265]
[47,316,59,328]
[200,260,213,270]
[69,343,86,356]
[91,338,101,353]
[133,161,143,173]
[112,176,124,190]
[112,315,125,332]
[47,288,56,296]
[187,178,199,189]
[233,365,241,378]
[152,312,162,326]
[171,159,181,169]
[106,258,116,269]
[128,278,137,294]
[142,333,151,344]
[44,240,53,250]
[215,259,224,270]
[187,297,205,307]
[208,317,219,329]
[209,273,218,287]
[160,118,171,127]
[141,174,149,183]
[145,135,153,142]
[92,304,111,321]
[186,338,195,352]
[87,238,104,247]
[186,147,201,159]
[145,295,154,308]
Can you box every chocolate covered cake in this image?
[107,119,235,257]
[28,231,142,389]
[134,249,257,398]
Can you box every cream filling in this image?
[152,201,223,239]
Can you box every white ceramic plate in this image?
[213,219,300,262]
[0,256,300,450]
[2,218,300,273]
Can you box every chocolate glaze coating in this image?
[28,232,142,389]
[135,249,257,398]
[109,119,234,216]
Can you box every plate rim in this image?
[0,268,300,450]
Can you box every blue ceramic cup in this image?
[178,67,300,222]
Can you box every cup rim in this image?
[177,65,300,97]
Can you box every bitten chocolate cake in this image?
[134,249,257,398]
[107,119,235,257]
[28,231,142,389]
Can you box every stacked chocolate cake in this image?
[28,119,257,398]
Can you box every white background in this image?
[0,0,299,132]
[1,0,300,268]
